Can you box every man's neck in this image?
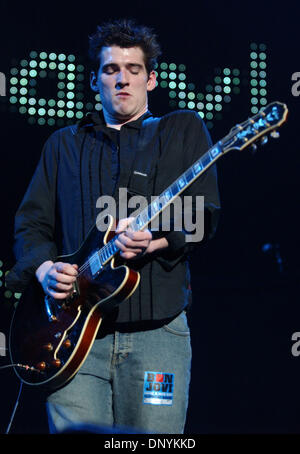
[104,107,148,130]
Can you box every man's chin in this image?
[115,109,139,123]
[104,105,147,125]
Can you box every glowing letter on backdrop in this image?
[7,44,267,127]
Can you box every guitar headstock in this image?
[221,101,288,153]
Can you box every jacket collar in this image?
[77,110,153,133]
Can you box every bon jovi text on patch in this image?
[143,371,175,405]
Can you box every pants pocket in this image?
[162,311,190,336]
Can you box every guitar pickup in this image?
[89,252,102,277]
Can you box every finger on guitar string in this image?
[47,279,74,292]
[49,269,77,285]
[115,232,151,250]
[115,216,135,234]
[48,262,78,286]
[35,260,78,300]
[114,236,147,257]
[47,263,78,299]
[46,286,72,300]
[53,262,78,276]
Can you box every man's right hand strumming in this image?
[35,261,78,300]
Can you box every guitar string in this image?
[77,220,143,275]
[76,207,159,276]
[77,245,114,276]
[76,235,124,277]
[76,217,143,276]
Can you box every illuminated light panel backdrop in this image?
[5,43,267,130]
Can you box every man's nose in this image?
[115,69,129,88]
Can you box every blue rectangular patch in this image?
[143,371,174,406]
[89,252,101,276]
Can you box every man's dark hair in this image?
[88,18,162,75]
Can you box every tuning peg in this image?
[261,136,268,146]
[270,130,280,139]
[250,143,257,154]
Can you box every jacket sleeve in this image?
[6,133,59,292]
[155,111,221,270]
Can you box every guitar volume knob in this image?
[51,359,61,368]
[43,343,53,351]
[63,339,72,348]
[260,136,268,145]
[270,130,280,139]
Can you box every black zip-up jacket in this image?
[6,109,220,323]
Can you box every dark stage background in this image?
[0,0,300,435]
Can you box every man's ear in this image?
[90,71,98,92]
[147,70,157,92]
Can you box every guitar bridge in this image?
[61,280,80,308]
[72,279,79,296]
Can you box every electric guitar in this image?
[9,101,288,388]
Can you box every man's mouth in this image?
[116,92,131,97]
